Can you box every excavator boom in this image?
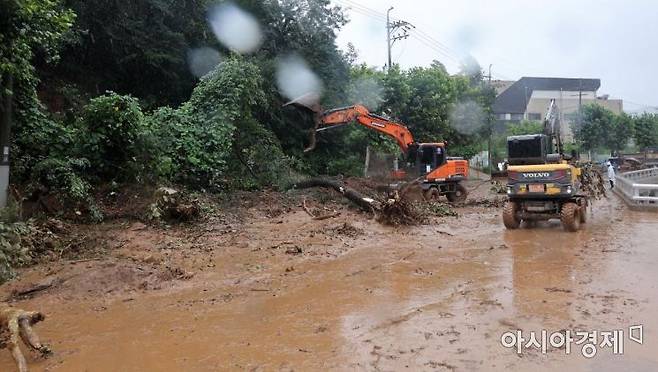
[319,105,414,153]
[305,104,415,153]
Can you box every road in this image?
[0,188,656,371]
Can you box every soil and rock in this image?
[0,180,656,371]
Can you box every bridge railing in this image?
[615,167,658,209]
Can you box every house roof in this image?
[493,77,601,114]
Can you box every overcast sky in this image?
[332,0,658,112]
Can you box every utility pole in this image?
[0,73,13,208]
[485,64,493,177]
[578,79,583,128]
[386,7,413,72]
[386,7,393,71]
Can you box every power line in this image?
[621,99,658,110]
[337,0,524,79]
[335,0,386,21]
[339,0,386,17]
[408,34,460,64]
[335,1,463,66]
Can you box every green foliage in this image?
[507,120,543,136]
[419,202,458,218]
[398,62,456,142]
[11,101,77,183]
[148,57,292,190]
[41,0,211,106]
[576,104,614,151]
[30,157,91,202]
[7,0,499,200]
[2,0,75,181]
[40,0,349,109]
[0,221,32,283]
[77,92,148,181]
[576,104,633,153]
[610,112,634,153]
[633,113,658,150]
[379,61,494,160]
[0,0,75,81]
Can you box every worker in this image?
[606,161,616,189]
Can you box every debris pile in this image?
[147,187,201,222]
[580,164,607,199]
[330,222,363,237]
[417,202,458,218]
[377,191,423,225]
[293,178,423,226]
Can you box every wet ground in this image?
[1,184,656,371]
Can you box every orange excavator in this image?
[290,102,469,202]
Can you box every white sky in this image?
[332,0,658,112]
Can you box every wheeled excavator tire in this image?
[561,202,581,232]
[446,183,468,203]
[502,201,521,229]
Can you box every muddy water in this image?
[1,197,657,371]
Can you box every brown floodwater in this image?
[1,195,656,371]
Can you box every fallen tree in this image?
[0,306,50,372]
[292,178,422,225]
[293,178,378,213]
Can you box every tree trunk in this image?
[292,178,376,212]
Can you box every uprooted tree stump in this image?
[377,190,423,225]
[147,187,201,222]
[0,306,50,372]
[292,178,422,226]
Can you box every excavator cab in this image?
[416,144,446,175]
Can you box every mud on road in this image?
[1,182,657,371]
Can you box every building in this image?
[492,77,623,141]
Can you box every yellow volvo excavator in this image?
[503,99,588,231]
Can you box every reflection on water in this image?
[504,226,584,325]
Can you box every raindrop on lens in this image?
[208,3,263,54]
[275,54,324,106]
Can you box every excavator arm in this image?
[543,99,563,155]
[304,104,415,153]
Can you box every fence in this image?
[614,167,658,210]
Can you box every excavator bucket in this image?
[283,93,322,115]
[283,93,323,153]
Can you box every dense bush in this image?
[30,158,91,202]
[148,57,294,191]
[77,92,149,181]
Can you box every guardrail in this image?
[615,167,658,210]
